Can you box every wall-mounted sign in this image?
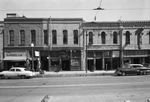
[5,52,26,57]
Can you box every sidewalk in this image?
[34,70,115,77]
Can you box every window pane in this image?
[52,30,57,44]
[126,31,130,44]
[113,31,118,44]
[31,30,36,45]
[9,30,14,45]
[44,30,48,45]
[20,30,25,45]
[89,32,93,44]
[74,30,78,44]
[63,30,68,44]
[101,32,106,44]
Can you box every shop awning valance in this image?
[3,57,27,61]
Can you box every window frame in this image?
[20,30,25,46]
[52,30,57,44]
[63,30,68,44]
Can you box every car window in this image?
[16,69,21,72]
[10,69,15,71]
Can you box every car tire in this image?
[121,72,126,76]
[21,75,26,79]
[0,75,6,79]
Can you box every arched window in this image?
[101,32,106,44]
[89,32,93,44]
[125,31,130,44]
[113,31,118,44]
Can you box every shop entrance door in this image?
[41,56,48,71]
[62,59,70,71]
[88,59,94,71]
[96,58,103,70]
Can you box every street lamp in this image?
[31,43,34,71]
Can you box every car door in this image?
[6,69,16,78]
[16,68,22,77]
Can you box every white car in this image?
[0,67,35,79]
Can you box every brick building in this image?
[3,14,83,71]
[3,13,150,71]
[82,21,150,71]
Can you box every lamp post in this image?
[31,43,34,71]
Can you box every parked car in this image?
[115,64,150,76]
[0,67,35,79]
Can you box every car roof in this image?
[129,64,143,67]
[11,67,26,69]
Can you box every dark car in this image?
[115,64,150,76]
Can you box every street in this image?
[0,75,150,102]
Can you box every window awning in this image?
[3,57,27,61]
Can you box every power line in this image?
[0,8,150,11]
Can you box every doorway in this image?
[88,59,94,71]
[96,58,103,70]
[62,59,70,71]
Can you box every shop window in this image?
[89,32,93,45]
[101,32,106,44]
[125,31,130,44]
[31,30,36,45]
[63,30,68,44]
[44,30,48,45]
[20,30,25,45]
[74,30,78,44]
[113,31,118,44]
[9,30,14,45]
[52,30,57,44]
[51,59,59,66]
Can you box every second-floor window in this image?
[113,31,118,44]
[73,30,78,44]
[101,32,106,44]
[149,31,150,44]
[9,30,14,45]
[31,30,36,45]
[52,30,57,44]
[44,30,48,45]
[20,30,25,45]
[63,30,68,44]
[89,32,93,45]
[125,31,130,44]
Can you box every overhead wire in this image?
[0,8,150,11]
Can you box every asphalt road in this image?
[0,75,150,102]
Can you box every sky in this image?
[0,0,150,22]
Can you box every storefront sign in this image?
[71,59,80,66]
[5,52,26,57]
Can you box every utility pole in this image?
[119,20,124,68]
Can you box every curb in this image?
[34,72,115,78]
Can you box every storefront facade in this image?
[3,14,83,71]
[82,21,150,70]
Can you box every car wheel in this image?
[121,72,126,76]
[0,75,6,79]
[21,75,26,79]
